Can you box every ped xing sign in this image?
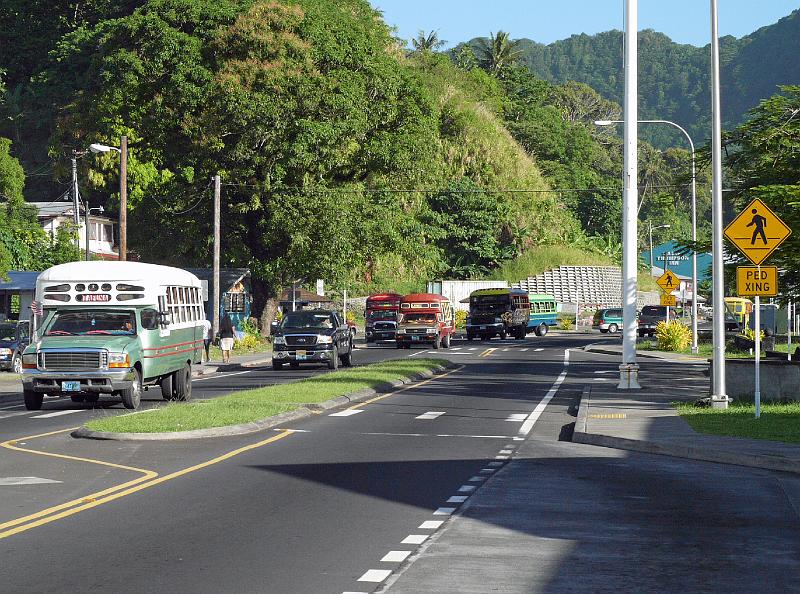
[724,198,792,265]
[660,294,677,307]
[737,266,778,297]
[656,270,678,293]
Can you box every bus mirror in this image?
[158,311,171,326]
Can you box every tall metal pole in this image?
[689,140,699,353]
[213,174,221,338]
[710,0,728,407]
[119,136,128,261]
[71,153,81,253]
[619,0,640,389]
[85,203,90,261]
[754,293,761,418]
[649,221,654,276]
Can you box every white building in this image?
[32,202,119,260]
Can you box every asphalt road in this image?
[2,332,797,593]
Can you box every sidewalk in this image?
[193,350,271,377]
[584,341,705,362]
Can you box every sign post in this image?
[725,199,792,419]
[656,270,678,326]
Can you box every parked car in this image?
[637,305,676,337]
[0,320,30,374]
[593,308,623,334]
[272,309,354,370]
[346,319,357,338]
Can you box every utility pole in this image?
[710,0,728,408]
[619,0,640,390]
[85,202,90,261]
[119,135,128,261]
[71,152,81,253]
[213,174,221,338]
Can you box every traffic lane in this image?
[386,439,800,594]
[1,367,521,592]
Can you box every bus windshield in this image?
[470,295,509,313]
[402,313,437,324]
[45,310,136,336]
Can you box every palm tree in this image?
[411,30,446,54]
[476,31,522,75]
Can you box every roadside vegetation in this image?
[85,358,448,433]
[676,400,800,444]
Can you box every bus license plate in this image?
[296,350,307,360]
[412,335,419,341]
[62,381,80,392]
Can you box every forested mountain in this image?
[459,9,800,149]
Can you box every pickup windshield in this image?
[366,310,397,320]
[280,312,334,329]
[45,310,136,336]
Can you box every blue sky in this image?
[370,1,800,48]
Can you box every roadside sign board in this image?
[656,270,678,293]
[660,294,677,307]
[736,266,778,297]
[724,198,792,265]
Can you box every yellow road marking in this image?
[588,413,627,419]
[479,348,497,358]
[345,365,464,411]
[0,429,293,540]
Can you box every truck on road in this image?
[365,293,402,342]
[396,293,455,349]
[466,288,530,340]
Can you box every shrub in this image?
[741,327,765,342]
[558,317,574,330]
[656,320,691,352]
[455,309,468,330]
[235,333,262,351]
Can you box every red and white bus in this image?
[365,293,402,342]
[396,293,455,349]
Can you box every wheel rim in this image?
[13,356,21,374]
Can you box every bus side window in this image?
[141,309,159,330]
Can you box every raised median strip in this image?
[73,359,454,441]
[573,385,800,475]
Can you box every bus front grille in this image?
[41,351,104,371]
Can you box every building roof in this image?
[278,287,332,303]
[29,201,114,223]
[0,271,40,292]
[185,268,250,292]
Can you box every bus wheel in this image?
[442,334,451,349]
[119,368,142,410]
[174,363,192,401]
[433,335,441,349]
[535,323,549,337]
[160,373,174,400]
[499,330,507,340]
[24,389,43,411]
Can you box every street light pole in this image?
[710,0,728,408]
[71,152,80,253]
[119,136,128,261]
[594,119,699,353]
[619,0,640,389]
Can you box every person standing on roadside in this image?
[201,317,212,363]
[219,312,235,364]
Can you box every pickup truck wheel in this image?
[173,363,192,402]
[71,395,86,403]
[328,347,339,370]
[12,353,22,374]
[340,342,354,367]
[24,389,43,411]
[272,360,284,370]
[499,330,507,340]
[119,368,142,409]
[160,373,174,400]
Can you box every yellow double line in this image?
[479,348,497,358]
[0,428,293,540]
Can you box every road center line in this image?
[518,349,570,436]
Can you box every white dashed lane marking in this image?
[381,551,412,563]
[447,495,468,503]
[434,507,456,515]
[329,410,363,417]
[505,413,527,422]
[414,411,446,420]
[469,476,486,482]
[0,476,63,485]
[401,534,429,545]
[458,485,476,492]
[419,520,444,529]
[534,348,544,352]
[31,409,85,419]
[357,569,392,583]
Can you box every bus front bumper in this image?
[22,369,135,394]
[466,323,503,337]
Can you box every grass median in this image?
[675,400,800,444]
[85,358,449,434]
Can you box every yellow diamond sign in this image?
[724,198,792,265]
[656,270,679,293]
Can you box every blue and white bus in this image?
[527,294,558,337]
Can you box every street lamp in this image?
[648,222,671,277]
[89,137,128,261]
[595,118,700,354]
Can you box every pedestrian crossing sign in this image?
[656,270,678,293]
[660,294,677,307]
[724,198,792,265]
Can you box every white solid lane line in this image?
[0,476,62,485]
[0,404,24,411]
[329,409,363,417]
[381,551,412,563]
[0,411,34,420]
[31,409,85,419]
[419,520,444,529]
[534,348,544,352]
[468,347,477,351]
[401,534,429,545]
[415,411,446,420]
[408,350,430,357]
[499,449,513,454]
[505,413,528,422]
[194,369,253,382]
[357,569,393,583]
[518,348,569,436]
[520,348,529,352]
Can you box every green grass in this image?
[638,339,765,359]
[675,400,800,443]
[85,358,448,434]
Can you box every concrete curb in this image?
[572,383,800,475]
[584,345,705,363]
[72,362,458,442]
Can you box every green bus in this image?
[527,294,558,337]
[22,261,204,410]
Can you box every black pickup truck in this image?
[271,309,354,370]
[637,305,675,337]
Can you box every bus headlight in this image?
[22,353,37,369]
[108,353,131,368]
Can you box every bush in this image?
[235,333,263,351]
[455,310,468,330]
[656,320,691,352]
[741,327,764,342]
[558,316,574,330]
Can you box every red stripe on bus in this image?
[143,339,205,351]
[143,347,201,359]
